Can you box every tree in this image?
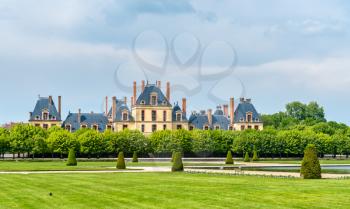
[300,144,321,179]
[47,129,78,158]
[225,150,233,164]
[32,135,48,158]
[171,151,175,162]
[66,149,77,166]
[117,152,126,169]
[132,151,138,163]
[172,152,184,172]
[0,128,10,159]
[244,152,250,162]
[286,101,307,121]
[78,130,107,158]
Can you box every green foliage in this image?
[171,151,175,162]
[0,128,10,157]
[66,149,77,166]
[47,129,78,158]
[225,150,233,164]
[116,152,126,169]
[171,152,184,172]
[78,130,107,158]
[300,144,321,179]
[244,152,250,162]
[132,151,138,163]
[252,148,259,161]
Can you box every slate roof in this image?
[107,99,134,122]
[172,103,187,122]
[234,99,261,123]
[29,97,61,121]
[135,84,171,106]
[62,113,109,132]
[189,108,230,130]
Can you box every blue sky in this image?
[0,0,349,125]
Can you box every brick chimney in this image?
[141,80,145,92]
[78,108,81,124]
[112,96,117,121]
[230,97,234,124]
[208,109,212,126]
[182,98,187,116]
[166,82,170,102]
[157,80,161,88]
[105,96,108,116]
[131,96,134,107]
[133,81,137,105]
[58,96,61,117]
[223,104,228,117]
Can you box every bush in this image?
[66,149,77,166]
[172,152,184,172]
[132,151,138,163]
[252,149,259,161]
[117,152,126,169]
[244,152,250,162]
[225,150,234,164]
[300,144,321,179]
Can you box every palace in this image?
[28,81,263,134]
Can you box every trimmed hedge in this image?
[132,151,138,163]
[116,152,126,169]
[244,152,250,162]
[300,144,321,179]
[252,149,259,161]
[172,152,184,172]
[225,150,234,164]
[66,149,77,166]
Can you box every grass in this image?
[247,159,350,164]
[242,167,350,174]
[0,172,349,209]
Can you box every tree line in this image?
[0,101,349,159]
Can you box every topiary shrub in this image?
[252,149,259,161]
[300,144,321,179]
[132,151,138,163]
[172,152,184,172]
[116,152,126,169]
[66,149,77,166]
[225,150,234,164]
[244,152,250,162]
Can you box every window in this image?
[240,125,245,130]
[51,124,56,127]
[189,126,194,131]
[254,125,259,130]
[247,125,252,129]
[141,124,145,133]
[35,124,40,127]
[177,125,182,130]
[123,124,128,130]
[65,125,71,131]
[163,124,167,130]
[122,112,128,121]
[81,125,87,129]
[43,112,48,120]
[52,116,56,120]
[152,110,157,122]
[152,124,157,132]
[163,111,167,122]
[215,126,220,130]
[247,113,252,122]
[43,124,48,129]
[35,116,40,120]
[140,100,145,105]
[176,113,181,121]
[151,95,157,105]
[229,126,233,131]
[107,125,112,130]
[204,126,209,130]
[141,110,145,121]
[92,125,98,130]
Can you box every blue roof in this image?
[189,109,230,130]
[234,99,261,123]
[29,97,61,121]
[107,99,134,122]
[62,113,108,132]
[172,103,187,121]
[135,84,170,106]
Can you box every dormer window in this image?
[92,124,98,131]
[65,124,71,131]
[81,124,87,129]
[204,125,209,130]
[215,125,220,130]
[246,112,253,122]
[162,101,167,105]
[43,112,48,120]
[151,95,157,105]
[122,112,128,121]
[240,117,244,122]
[140,100,145,105]
[52,116,56,120]
[35,116,40,120]
[176,113,182,121]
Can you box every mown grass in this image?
[0,172,349,209]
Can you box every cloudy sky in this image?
[0,0,349,125]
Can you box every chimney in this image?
[48,96,52,105]
[105,96,108,115]
[131,96,134,107]
[133,81,137,105]
[112,96,117,121]
[78,108,81,124]
[223,104,228,117]
[141,80,145,92]
[182,98,187,116]
[208,109,212,126]
[124,96,127,105]
[58,96,62,117]
[230,97,234,124]
[157,81,161,88]
[166,82,170,102]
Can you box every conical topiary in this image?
[244,152,250,162]
[132,151,138,163]
[300,144,321,179]
[117,152,126,169]
[225,150,234,164]
[172,152,184,172]
[66,149,77,166]
[252,149,259,161]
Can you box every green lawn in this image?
[0,172,349,209]
[248,159,350,164]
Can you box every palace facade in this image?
[29,81,263,134]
